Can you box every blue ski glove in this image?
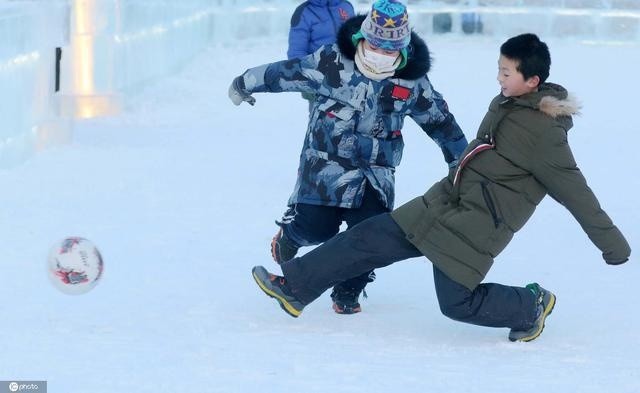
[228,76,255,106]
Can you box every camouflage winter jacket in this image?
[239,15,468,209]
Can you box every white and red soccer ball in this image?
[48,237,104,295]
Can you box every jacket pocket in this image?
[481,181,502,228]
[439,181,513,259]
[480,182,512,257]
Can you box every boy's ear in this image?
[526,75,541,89]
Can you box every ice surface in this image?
[0,36,638,393]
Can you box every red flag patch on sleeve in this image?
[391,85,411,101]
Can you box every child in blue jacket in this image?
[287,0,355,60]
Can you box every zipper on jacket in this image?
[481,182,501,228]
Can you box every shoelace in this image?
[269,274,286,286]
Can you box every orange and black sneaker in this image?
[270,228,299,264]
[330,286,363,315]
[252,266,305,318]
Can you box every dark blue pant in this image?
[282,213,537,330]
[279,182,388,292]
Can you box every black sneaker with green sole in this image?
[508,283,556,342]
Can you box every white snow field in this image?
[0,37,638,393]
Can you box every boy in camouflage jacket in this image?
[230,0,468,314]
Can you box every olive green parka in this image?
[391,83,631,290]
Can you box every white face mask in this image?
[362,47,399,74]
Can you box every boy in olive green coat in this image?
[251,33,631,342]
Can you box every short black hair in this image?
[500,33,551,84]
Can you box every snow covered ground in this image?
[0,36,638,392]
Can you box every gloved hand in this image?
[228,76,255,106]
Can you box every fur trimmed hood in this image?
[336,15,432,80]
[539,94,581,119]
[516,83,582,118]
[513,83,581,130]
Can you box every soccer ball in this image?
[48,237,104,295]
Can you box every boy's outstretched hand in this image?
[228,76,256,106]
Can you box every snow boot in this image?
[330,286,363,314]
[330,272,376,314]
[252,266,304,318]
[508,283,556,342]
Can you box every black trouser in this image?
[281,213,537,330]
[280,182,389,294]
